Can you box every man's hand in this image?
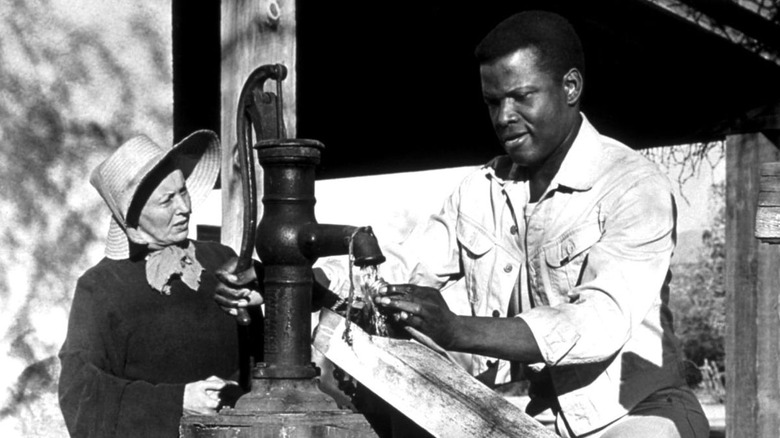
[183,375,236,415]
[374,284,459,349]
[375,284,544,364]
[214,257,263,316]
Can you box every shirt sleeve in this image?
[383,186,465,288]
[519,172,676,366]
[58,274,186,438]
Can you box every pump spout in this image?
[299,224,386,266]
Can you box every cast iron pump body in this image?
[236,64,385,385]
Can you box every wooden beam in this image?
[725,132,780,438]
[639,0,780,67]
[221,0,296,252]
[313,309,556,438]
[677,0,780,54]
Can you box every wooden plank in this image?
[725,132,780,438]
[760,162,780,176]
[755,205,780,242]
[756,176,780,198]
[757,189,780,207]
[220,0,297,251]
[312,309,556,438]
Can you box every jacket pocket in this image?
[456,217,495,306]
[456,217,494,258]
[542,224,602,294]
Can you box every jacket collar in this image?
[550,114,604,192]
[484,113,605,192]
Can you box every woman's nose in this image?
[174,194,192,215]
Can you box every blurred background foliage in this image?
[672,181,727,368]
[644,143,727,370]
[647,143,727,397]
[0,0,172,435]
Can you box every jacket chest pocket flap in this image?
[456,218,497,306]
[544,224,602,268]
[457,219,495,258]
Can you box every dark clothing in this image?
[58,241,256,438]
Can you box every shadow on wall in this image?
[0,0,172,435]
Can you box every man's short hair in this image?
[475,10,585,82]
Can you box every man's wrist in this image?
[444,315,468,351]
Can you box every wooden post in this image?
[221,0,297,251]
[725,131,780,438]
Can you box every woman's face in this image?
[132,169,192,250]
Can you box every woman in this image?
[58,131,262,437]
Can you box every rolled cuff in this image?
[518,307,581,366]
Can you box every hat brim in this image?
[104,130,221,259]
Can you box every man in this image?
[372,11,709,438]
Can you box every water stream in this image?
[340,262,391,344]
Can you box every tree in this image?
[671,182,726,366]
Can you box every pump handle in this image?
[234,63,288,326]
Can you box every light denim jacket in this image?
[374,115,686,435]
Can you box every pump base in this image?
[179,378,380,437]
[180,410,378,437]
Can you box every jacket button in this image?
[492,309,501,317]
[503,264,513,273]
[510,225,518,235]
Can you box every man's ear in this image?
[562,68,583,106]
[126,227,149,245]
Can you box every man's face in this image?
[133,169,192,250]
[480,47,576,169]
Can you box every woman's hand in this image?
[214,257,263,315]
[183,375,236,415]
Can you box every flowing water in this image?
[354,264,390,336]
[340,260,393,344]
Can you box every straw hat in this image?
[90,130,221,259]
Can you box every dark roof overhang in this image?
[295,0,780,178]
